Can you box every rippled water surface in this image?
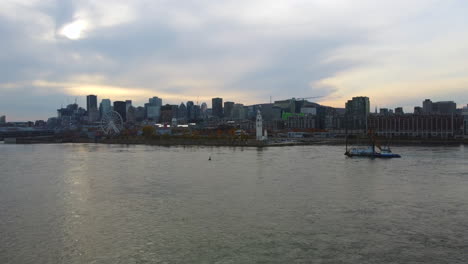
[0,143,467,263]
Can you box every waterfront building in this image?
[286,115,316,129]
[224,101,234,119]
[463,106,468,137]
[0,115,5,124]
[212,97,223,118]
[113,101,127,122]
[345,96,370,131]
[368,114,464,138]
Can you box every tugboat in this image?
[345,131,401,158]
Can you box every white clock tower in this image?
[256,110,265,141]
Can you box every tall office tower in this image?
[423,99,433,114]
[161,104,179,123]
[147,97,162,121]
[100,99,112,116]
[126,106,136,123]
[135,106,146,122]
[345,96,370,116]
[345,96,370,130]
[86,95,98,112]
[186,101,195,120]
[0,115,6,124]
[149,97,162,106]
[86,95,99,122]
[414,106,423,115]
[125,100,133,121]
[125,100,132,111]
[224,101,234,119]
[193,105,201,120]
[434,101,457,114]
[200,102,208,119]
[212,97,223,118]
[232,104,244,120]
[395,107,404,115]
[178,102,187,121]
[113,101,127,122]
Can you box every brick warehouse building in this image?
[368,114,464,139]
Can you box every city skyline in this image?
[1,0,468,121]
[2,92,465,124]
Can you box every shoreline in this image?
[3,136,468,147]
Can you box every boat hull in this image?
[345,152,401,158]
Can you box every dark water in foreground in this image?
[0,143,467,263]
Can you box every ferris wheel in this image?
[101,111,123,135]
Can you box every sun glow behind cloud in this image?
[59,20,87,40]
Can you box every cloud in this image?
[1,0,468,120]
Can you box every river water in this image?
[0,143,467,263]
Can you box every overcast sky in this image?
[1,0,468,121]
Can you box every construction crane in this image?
[295,96,324,101]
[293,96,325,106]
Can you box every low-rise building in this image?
[462,106,468,137]
[368,114,464,138]
[286,115,316,129]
